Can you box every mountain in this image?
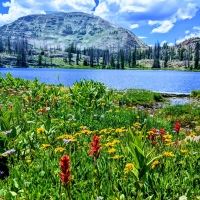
[0,12,148,50]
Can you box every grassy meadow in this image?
[0,73,200,200]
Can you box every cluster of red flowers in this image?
[59,155,72,184]
[88,134,101,161]
[174,122,181,133]
[148,128,166,145]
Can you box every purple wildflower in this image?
[2,129,12,135]
[2,148,16,156]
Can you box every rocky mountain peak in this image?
[0,12,148,50]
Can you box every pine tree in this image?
[131,51,136,68]
[194,42,199,69]
[152,42,160,68]
[110,54,115,68]
[120,49,125,69]
[0,37,3,53]
[76,50,79,65]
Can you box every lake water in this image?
[0,68,200,93]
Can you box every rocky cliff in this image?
[0,12,148,50]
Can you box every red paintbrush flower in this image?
[88,134,101,161]
[59,155,72,184]
[174,122,181,133]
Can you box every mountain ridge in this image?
[0,12,148,50]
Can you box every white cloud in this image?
[93,0,200,34]
[193,26,200,31]
[185,30,190,34]
[138,36,147,39]
[176,3,198,20]
[130,24,139,29]
[160,40,167,46]
[168,43,174,47]
[0,0,95,26]
[149,20,174,33]
[176,33,200,44]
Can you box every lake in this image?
[0,68,200,93]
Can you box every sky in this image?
[0,0,200,46]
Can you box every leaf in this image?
[0,116,10,131]
[10,191,17,196]
[0,189,7,196]
[39,171,45,177]
[13,178,19,189]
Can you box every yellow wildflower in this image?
[163,134,172,139]
[108,148,116,154]
[151,160,159,169]
[189,132,196,137]
[180,149,188,153]
[111,155,120,160]
[115,110,119,113]
[26,160,32,163]
[124,163,134,174]
[112,139,120,144]
[37,127,45,134]
[133,122,141,127]
[163,151,174,157]
[40,144,51,149]
[54,147,66,153]
[105,142,114,147]
[179,161,183,165]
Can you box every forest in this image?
[0,36,200,70]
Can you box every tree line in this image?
[0,36,199,69]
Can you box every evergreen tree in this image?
[38,53,42,66]
[68,46,73,65]
[0,37,3,53]
[152,42,160,68]
[89,47,94,67]
[7,37,11,54]
[120,49,125,69]
[194,42,199,69]
[76,50,79,65]
[131,51,136,68]
[110,54,115,68]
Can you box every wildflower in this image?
[163,151,174,157]
[37,127,45,134]
[2,148,16,156]
[26,160,32,163]
[133,122,141,127]
[22,97,26,106]
[2,129,12,135]
[159,128,165,135]
[112,139,120,144]
[55,147,66,153]
[189,132,196,137]
[107,148,116,154]
[88,134,101,161]
[179,195,187,200]
[111,155,120,160]
[40,144,51,149]
[124,163,134,174]
[105,142,114,147]
[59,155,72,184]
[0,171,4,175]
[180,149,188,153]
[151,160,159,169]
[28,96,32,103]
[174,122,181,133]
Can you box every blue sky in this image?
[0,0,200,46]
